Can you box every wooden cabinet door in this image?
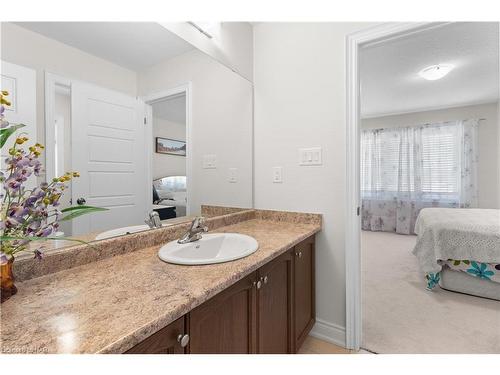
[293,237,315,351]
[187,272,257,353]
[125,317,186,354]
[257,250,294,354]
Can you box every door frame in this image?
[45,72,72,182]
[344,22,449,350]
[142,82,193,216]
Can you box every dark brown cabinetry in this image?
[256,250,294,353]
[125,317,187,354]
[125,235,315,354]
[188,273,257,354]
[293,236,315,350]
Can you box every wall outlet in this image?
[228,168,238,183]
[272,166,283,183]
[299,147,322,166]
[202,154,217,169]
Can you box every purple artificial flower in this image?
[0,252,8,265]
[5,176,22,194]
[26,220,42,234]
[0,105,9,128]
[36,225,53,238]
[34,162,42,176]
[4,216,20,229]
[33,248,43,260]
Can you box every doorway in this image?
[346,22,500,353]
[143,83,193,219]
[345,22,447,351]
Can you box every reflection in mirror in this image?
[151,93,188,220]
[1,21,253,254]
[52,83,72,237]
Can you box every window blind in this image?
[361,122,461,200]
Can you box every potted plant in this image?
[1,90,106,302]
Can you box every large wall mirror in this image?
[1,22,253,249]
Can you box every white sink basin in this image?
[95,224,152,240]
[158,233,259,265]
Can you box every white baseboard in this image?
[309,319,346,348]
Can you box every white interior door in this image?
[1,61,37,189]
[71,81,147,235]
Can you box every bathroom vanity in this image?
[126,235,315,354]
[1,208,320,354]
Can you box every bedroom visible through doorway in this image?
[358,22,500,353]
[150,92,189,221]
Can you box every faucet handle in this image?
[198,217,209,232]
[192,216,205,228]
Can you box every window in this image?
[361,122,461,201]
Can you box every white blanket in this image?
[412,208,500,274]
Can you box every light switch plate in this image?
[299,147,322,166]
[228,168,237,183]
[273,167,283,183]
[203,154,217,169]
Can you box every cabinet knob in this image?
[256,280,262,289]
[76,197,86,205]
[263,276,268,284]
[296,251,303,258]
[177,334,190,347]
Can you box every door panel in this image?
[294,237,316,350]
[257,251,294,354]
[188,273,257,354]
[71,82,146,235]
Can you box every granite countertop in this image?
[0,217,320,354]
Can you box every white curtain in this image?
[361,119,479,234]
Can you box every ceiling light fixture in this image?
[418,64,454,81]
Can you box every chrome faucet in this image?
[145,210,162,229]
[178,216,208,244]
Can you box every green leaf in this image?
[60,205,106,213]
[59,206,108,222]
[0,123,26,148]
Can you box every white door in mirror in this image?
[158,233,258,265]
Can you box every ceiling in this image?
[152,95,186,125]
[15,22,195,71]
[360,22,499,118]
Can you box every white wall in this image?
[361,103,500,209]
[153,117,186,180]
[253,22,377,346]
[138,49,253,213]
[0,22,138,150]
[162,22,253,82]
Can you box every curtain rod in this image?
[364,118,486,132]
[419,118,486,126]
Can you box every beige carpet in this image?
[362,230,500,354]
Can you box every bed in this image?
[412,208,500,299]
[153,176,187,217]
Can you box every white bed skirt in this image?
[440,267,500,301]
